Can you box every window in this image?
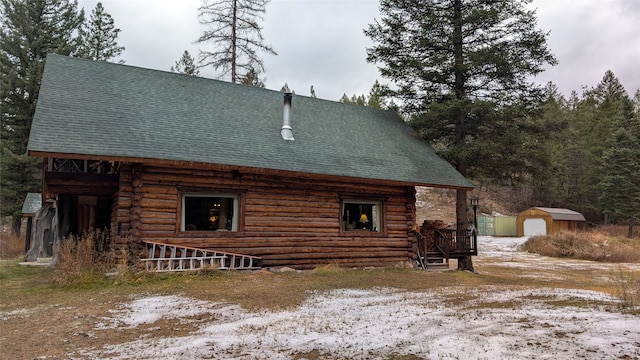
[182,193,238,231]
[342,200,382,232]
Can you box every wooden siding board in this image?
[114,163,416,267]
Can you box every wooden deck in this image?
[415,221,477,269]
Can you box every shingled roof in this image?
[28,54,472,189]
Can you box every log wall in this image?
[115,163,418,268]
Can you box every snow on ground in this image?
[480,236,640,272]
[85,237,640,359]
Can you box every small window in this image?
[342,200,382,232]
[182,194,238,231]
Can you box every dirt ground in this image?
[1,237,639,359]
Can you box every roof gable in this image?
[28,54,473,189]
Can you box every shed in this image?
[517,207,586,236]
[478,215,517,237]
[21,193,42,253]
[26,54,474,269]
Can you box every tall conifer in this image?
[365,0,556,270]
[0,0,83,232]
[76,2,124,61]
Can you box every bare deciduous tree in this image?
[196,0,276,83]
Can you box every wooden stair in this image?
[424,252,450,269]
[141,241,262,272]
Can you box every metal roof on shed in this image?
[533,207,586,221]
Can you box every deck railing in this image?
[433,228,478,258]
[47,158,118,174]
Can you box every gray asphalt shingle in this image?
[28,54,473,189]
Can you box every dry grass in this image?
[599,224,640,239]
[0,230,24,259]
[2,255,639,358]
[610,267,640,310]
[522,230,640,308]
[522,230,640,263]
[52,232,117,287]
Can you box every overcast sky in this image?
[76,0,640,101]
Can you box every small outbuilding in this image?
[21,192,42,254]
[517,207,586,236]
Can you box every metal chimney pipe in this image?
[281,92,294,141]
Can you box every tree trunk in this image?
[231,0,237,83]
[456,188,475,272]
[452,0,474,272]
[25,203,57,262]
[458,255,474,272]
[628,221,634,239]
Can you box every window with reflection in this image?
[182,194,238,231]
[342,200,382,232]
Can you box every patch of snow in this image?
[0,308,32,320]
[95,295,241,329]
[88,287,639,359]
[82,236,640,359]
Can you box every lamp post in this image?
[470,197,479,231]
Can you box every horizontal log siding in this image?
[125,165,415,268]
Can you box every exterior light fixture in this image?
[470,197,479,230]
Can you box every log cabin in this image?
[27,54,474,269]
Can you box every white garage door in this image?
[523,218,546,236]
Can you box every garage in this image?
[517,207,586,237]
[523,218,547,236]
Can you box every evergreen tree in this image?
[76,2,124,61]
[572,71,633,220]
[366,80,387,109]
[239,66,265,87]
[170,50,200,76]
[365,0,556,270]
[196,0,276,83]
[598,113,640,237]
[280,83,291,93]
[528,83,571,207]
[0,0,83,233]
[339,81,389,109]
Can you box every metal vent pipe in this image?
[281,92,294,141]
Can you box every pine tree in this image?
[365,0,556,270]
[0,0,84,233]
[339,81,389,109]
[367,80,388,109]
[529,82,571,207]
[196,0,276,83]
[280,83,291,93]
[171,50,200,76]
[76,2,124,61]
[239,67,264,87]
[573,71,633,220]
[599,113,640,237]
